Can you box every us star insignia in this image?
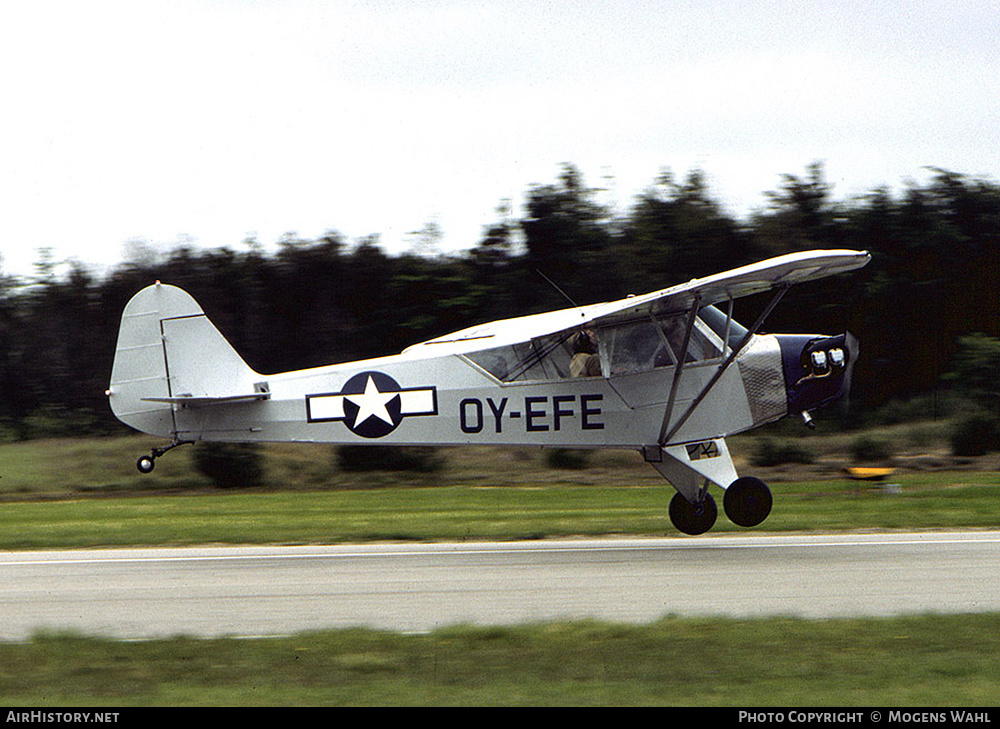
[306,371,438,438]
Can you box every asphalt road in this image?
[2,531,999,641]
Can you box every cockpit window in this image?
[466,331,581,382]
[601,313,722,376]
[466,310,727,383]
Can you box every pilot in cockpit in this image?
[570,330,602,377]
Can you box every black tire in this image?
[668,491,717,535]
[136,456,155,474]
[724,476,772,527]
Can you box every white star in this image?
[345,375,396,429]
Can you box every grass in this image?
[1,474,1000,550]
[0,432,998,549]
[1,429,999,706]
[0,435,665,496]
[1,615,999,706]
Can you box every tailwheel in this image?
[135,439,192,474]
[723,476,772,527]
[669,492,717,535]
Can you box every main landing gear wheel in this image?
[723,476,773,528]
[669,492,717,536]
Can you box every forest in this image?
[2,161,998,441]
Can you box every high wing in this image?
[597,248,870,323]
[405,249,870,356]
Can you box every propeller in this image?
[834,330,860,422]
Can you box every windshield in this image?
[698,304,748,351]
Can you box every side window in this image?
[603,314,722,375]
[465,311,726,382]
[466,331,580,382]
[466,345,518,381]
[686,319,723,361]
[604,320,671,374]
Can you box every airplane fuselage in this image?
[123,332,796,450]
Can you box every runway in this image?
[2,531,999,641]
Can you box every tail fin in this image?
[108,283,262,438]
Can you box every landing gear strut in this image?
[136,440,192,473]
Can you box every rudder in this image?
[108,283,259,438]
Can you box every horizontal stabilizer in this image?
[142,392,270,407]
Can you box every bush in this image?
[944,334,1000,416]
[192,443,265,489]
[850,436,893,463]
[544,449,591,470]
[750,438,815,467]
[337,446,445,473]
[950,414,1000,457]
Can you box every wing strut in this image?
[659,284,789,446]
[657,295,701,445]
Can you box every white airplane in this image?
[108,249,870,535]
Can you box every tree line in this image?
[1,161,998,440]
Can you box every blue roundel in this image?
[340,371,404,438]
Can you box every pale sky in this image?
[2,0,998,277]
